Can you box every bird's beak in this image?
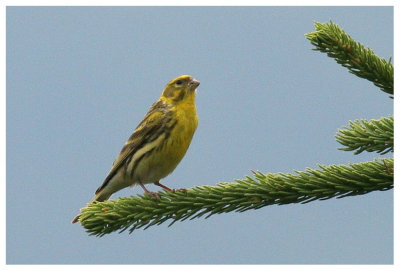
[190,78,200,88]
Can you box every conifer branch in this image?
[336,116,393,155]
[80,158,393,236]
[305,21,393,96]
[76,21,393,238]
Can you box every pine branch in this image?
[79,158,393,237]
[305,21,393,96]
[336,116,393,155]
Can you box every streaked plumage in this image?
[72,75,199,223]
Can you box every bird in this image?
[72,75,199,223]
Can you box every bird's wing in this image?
[95,100,173,195]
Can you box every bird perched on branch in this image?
[72,75,200,223]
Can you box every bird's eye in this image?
[175,80,182,85]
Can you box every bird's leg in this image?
[154,181,173,191]
[154,181,187,193]
[138,181,160,200]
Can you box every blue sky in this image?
[6,6,393,264]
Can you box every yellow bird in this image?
[72,75,199,223]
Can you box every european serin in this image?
[72,75,199,223]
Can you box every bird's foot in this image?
[139,181,161,200]
[155,182,187,194]
[145,191,161,201]
[173,188,187,193]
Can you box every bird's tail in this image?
[71,190,112,224]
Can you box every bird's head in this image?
[161,75,200,104]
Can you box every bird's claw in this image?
[146,191,161,201]
[173,188,188,194]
